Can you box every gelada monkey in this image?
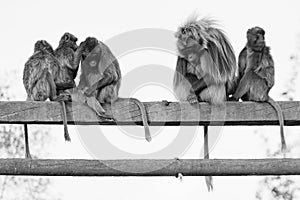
[23,40,60,158]
[54,32,79,141]
[71,37,151,142]
[232,26,286,152]
[173,16,237,191]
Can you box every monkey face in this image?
[246,27,266,51]
[177,38,205,66]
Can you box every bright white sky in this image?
[0,0,300,200]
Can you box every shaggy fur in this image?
[173,16,237,104]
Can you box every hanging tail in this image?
[267,98,286,153]
[204,125,213,191]
[60,101,71,141]
[127,98,151,142]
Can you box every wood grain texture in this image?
[0,101,299,126]
[0,158,299,176]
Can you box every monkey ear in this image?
[64,33,70,41]
[42,40,47,46]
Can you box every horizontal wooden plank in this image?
[0,101,299,126]
[0,158,299,176]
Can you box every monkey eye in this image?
[89,60,97,67]
[181,28,186,34]
[187,54,194,61]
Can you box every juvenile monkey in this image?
[232,26,286,152]
[173,16,237,191]
[53,32,79,141]
[64,37,151,142]
[23,40,60,158]
[54,32,78,90]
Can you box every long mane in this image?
[176,16,237,83]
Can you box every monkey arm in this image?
[84,76,115,97]
[56,81,76,90]
[84,66,119,97]
[237,47,247,83]
[185,73,208,95]
[256,65,274,88]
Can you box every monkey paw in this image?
[187,94,199,104]
[54,93,71,102]
[227,96,238,101]
[84,85,97,97]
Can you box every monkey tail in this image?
[59,101,71,142]
[204,125,213,191]
[23,124,32,159]
[267,97,286,153]
[124,98,151,142]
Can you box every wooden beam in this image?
[0,101,299,126]
[0,158,299,176]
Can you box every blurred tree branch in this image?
[0,82,60,200]
[256,49,300,200]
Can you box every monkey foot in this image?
[54,93,71,102]
[97,113,114,121]
[187,94,199,104]
[162,100,170,106]
[227,96,238,101]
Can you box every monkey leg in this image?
[204,125,213,191]
[173,73,193,102]
[199,85,226,105]
[85,96,113,120]
[31,69,53,101]
[23,124,32,159]
[45,69,57,101]
[248,80,269,102]
[185,73,208,95]
[232,71,258,101]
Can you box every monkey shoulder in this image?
[262,46,274,66]
[55,47,74,56]
[54,47,75,63]
[238,47,247,59]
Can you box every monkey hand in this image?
[227,96,238,101]
[84,86,97,97]
[187,93,199,104]
[54,93,71,102]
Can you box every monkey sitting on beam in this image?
[53,32,79,141]
[173,15,237,191]
[57,37,151,142]
[232,26,286,152]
